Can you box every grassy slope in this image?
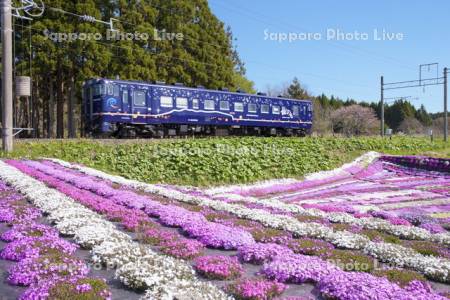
[1,137,449,186]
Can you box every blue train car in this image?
[82,78,313,137]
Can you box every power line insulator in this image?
[81,15,96,22]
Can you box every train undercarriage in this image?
[92,123,309,138]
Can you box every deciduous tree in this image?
[331,105,379,136]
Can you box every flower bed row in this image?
[43,158,450,283]
[380,155,450,173]
[0,181,111,300]
[202,157,450,244]
[21,160,450,299]
[22,160,255,251]
[204,152,380,197]
[214,156,449,233]
[0,160,231,300]
[212,190,450,245]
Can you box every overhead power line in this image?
[209,0,416,71]
[380,64,448,141]
[17,6,374,90]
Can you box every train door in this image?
[83,85,94,130]
[131,88,148,118]
[301,103,308,121]
[122,88,130,114]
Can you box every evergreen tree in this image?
[13,0,251,137]
[415,104,432,127]
[287,77,309,99]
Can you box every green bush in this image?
[2,136,448,186]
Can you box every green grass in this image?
[1,136,448,186]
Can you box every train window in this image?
[122,90,128,105]
[93,85,100,96]
[261,104,269,114]
[234,102,244,112]
[272,105,280,114]
[192,99,199,109]
[176,97,188,108]
[204,100,215,110]
[93,84,106,96]
[303,105,308,114]
[293,105,299,116]
[248,103,257,113]
[107,84,114,95]
[220,101,230,111]
[160,96,173,107]
[113,85,120,97]
[133,90,146,106]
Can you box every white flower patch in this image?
[54,215,116,236]
[140,279,233,300]
[74,225,131,249]
[269,179,361,201]
[327,212,358,224]
[305,151,380,181]
[377,198,450,210]
[49,158,450,281]
[408,255,450,283]
[364,241,450,282]
[325,230,370,250]
[47,206,101,223]
[432,233,450,246]
[115,255,195,290]
[91,240,152,269]
[204,178,300,196]
[363,241,416,268]
[352,205,381,213]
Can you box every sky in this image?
[208,0,450,113]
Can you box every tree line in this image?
[277,78,447,136]
[1,0,253,138]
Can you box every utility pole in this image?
[444,67,448,142]
[380,76,384,137]
[382,63,447,142]
[1,0,13,152]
